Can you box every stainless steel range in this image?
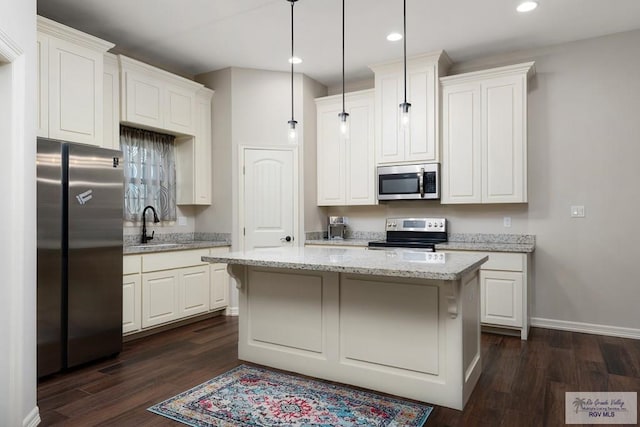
[368,217,447,251]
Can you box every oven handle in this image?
[419,167,425,198]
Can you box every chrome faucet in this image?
[141,205,160,243]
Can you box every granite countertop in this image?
[305,233,535,253]
[203,246,488,281]
[124,240,230,255]
[305,239,371,247]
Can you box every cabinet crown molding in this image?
[369,50,452,74]
[314,88,374,105]
[37,16,114,52]
[441,61,536,85]
[118,54,203,91]
[197,86,215,101]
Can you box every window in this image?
[120,126,177,221]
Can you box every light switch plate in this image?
[178,216,187,226]
[570,205,585,218]
[503,216,512,227]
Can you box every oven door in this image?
[377,163,439,201]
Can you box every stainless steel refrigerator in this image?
[37,138,123,378]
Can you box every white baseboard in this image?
[226,306,239,316]
[23,407,40,427]
[531,317,640,340]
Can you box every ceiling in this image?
[37,0,640,87]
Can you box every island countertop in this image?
[203,246,488,281]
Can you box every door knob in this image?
[281,235,293,242]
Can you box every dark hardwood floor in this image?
[37,316,640,426]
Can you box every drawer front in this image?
[484,252,524,271]
[123,255,141,275]
[209,246,230,255]
[142,249,210,272]
[444,250,523,272]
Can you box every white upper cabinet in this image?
[176,88,214,205]
[370,51,451,165]
[103,53,120,150]
[316,89,376,206]
[441,62,535,204]
[119,55,200,136]
[37,16,114,147]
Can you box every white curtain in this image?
[120,126,177,221]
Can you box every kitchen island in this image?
[203,247,488,410]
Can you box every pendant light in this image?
[338,0,349,139]
[399,0,411,129]
[287,0,299,144]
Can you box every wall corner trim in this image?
[23,407,40,427]
[531,317,640,340]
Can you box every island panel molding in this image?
[248,269,324,354]
[340,275,439,375]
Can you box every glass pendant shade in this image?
[338,111,350,139]
[288,119,298,144]
[400,101,411,129]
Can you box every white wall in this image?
[329,30,640,333]
[0,0,39,425]
[194,68,233,234]
[303,75,329,233]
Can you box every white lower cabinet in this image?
[122,255,142,334]
[123,247,230,335]
[443,250,529,339]
[209,247,230,311]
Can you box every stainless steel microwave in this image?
[377,163,440,201]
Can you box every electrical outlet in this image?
[503,216,512,227]
[178,216,187,226]
[570,205,585,218]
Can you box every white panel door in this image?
[180,265,210,317]
[142,270,179,328]
[210,263,229,311]
[482,75,526,203]
[377,75,403,164]
[243,148,295,250]
[316,106,345,205]
[124,71,164,129]
[481,270,523,328]
[164,84,195,135]
[346,97,375,205]
[122,274,141,334]
[48,37,103,145]
[194,94,212,204]
[405,64,437,163]
[441,83,482,204]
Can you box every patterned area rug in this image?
[148,364,433,426]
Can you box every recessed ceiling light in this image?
[289,56,302,64]
[386,32,403,42]
[517,1,538,12]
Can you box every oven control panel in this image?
[385,217,447,232]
